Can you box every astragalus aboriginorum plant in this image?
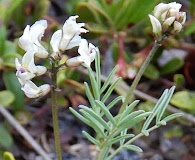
[15,15,98,160]
[15,2,186,160]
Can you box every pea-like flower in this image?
[50,15,88,58]
[149,2,186,40]
[19,20,49,58]
[65,39,97,68]
[15,49,47,80]
[20,80,50,98]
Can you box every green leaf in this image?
[144,64,160,80]
[3,71,24,110]
[100,65,118,94]
[84,82,96,109]
[101,77,121,103]
[0,26,6,55]
[95,100,116,126]
[82,131,100,146]
[170,91,195,110]
[79,109,105,137]
[119,100,140,121]
[0,124,13,148]
[118,112,151,133]
[85,23,109,34]
[156,86,175,123]
[173,74,185,87]
[3,151,15,160]
[0,90,15,107]
[4,0,24,25]
[79,105,110,132]
[114,0,155,30]
[184,20,195,35]
[160,58,184,75]
[87,67,99,100]
[123,144,143,152]
[163,113,183,123]
[142,89,168,131]
[107,134,134,146]
[69,107,90,125]
[107,96,124,110]
[95,51,101,91]
[118,110,145,127]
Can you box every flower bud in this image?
[149,2,186,39]
[163,17,175,30]
[148,15,162,40]
[173,21,183,33]
[176,12,186,25]
[153,3,169,19]
[65,57,83,67]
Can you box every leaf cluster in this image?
[69,52,182,158]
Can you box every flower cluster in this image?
[16,16,97,98]
[149,2,186,41]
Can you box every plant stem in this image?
[96,146,110,160]
[51,62,62,160]
[119,41,161,113]
[107,125,159,160]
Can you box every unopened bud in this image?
[153,3,169,19]
[176,12,186,25]
[163,17,175,30]
[173,21,183,33]
[65,57,83,67]
[148,15,162,40]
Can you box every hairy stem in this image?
[119,41,161,113]
[51,61,62,160]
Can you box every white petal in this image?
[65,34,81,50]
[39,84,50,97]
[163,16,176,28]
[168,2,181,10]
[59,15,87,51]
[173,21,183,32]
[154,3,169,19]
[30,20,47,42]
[50,30,62,53]
[65,56,83,67]
[78,39,89,57]
[148,15,162,37]
[16,70,35,80]
[35,66,47,76]
[78,39,97,67]
[22,50,37,74]
[15,58,22,70]
[21,80,40,98]
[18,25,32,51]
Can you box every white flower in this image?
[150,2,186,39]
[66,39,97,68]
[21,80,50,98]
[19,20,49,58]
[50,15,88,56]
[15,49,47,80]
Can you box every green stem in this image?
[51,62,62,160]
[107,125,159,160]
[96,146,110,160]
[96,128,117,160]
[119,41,161,113]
